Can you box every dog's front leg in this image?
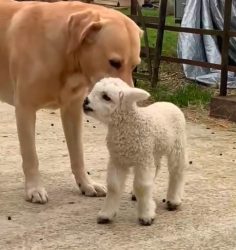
[15,105,48,204]
[60,99,106,197]
[97,160,128,224]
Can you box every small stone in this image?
[51,123,54,127]
[233,147,236,150]
[68,201,75,204]
[162,199,166,203]
[50,112,56,115]
[93,126,96,128]
[87,171,91,175]
[39,238,43,241]
[7,216,11,221]
[87,120,90,123]
[211,132,215,134]
[189,161,193,164]
[219,153,222,156]
[206,127,210,130]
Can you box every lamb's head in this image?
[83,77,150,124]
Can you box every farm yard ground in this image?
[0,103,236,250]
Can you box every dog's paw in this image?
[166,201,181,211]
[138,217,155,226]
[79,182,106,197]
[25,186,48,204]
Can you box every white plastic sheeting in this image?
[177,0,236,88]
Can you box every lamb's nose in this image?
[83,97,89,107]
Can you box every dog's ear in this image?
[139,29,144,38]
[67,11,103,54]
[124,88,150,104]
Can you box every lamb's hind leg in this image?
[131,157,161,202]
[166,147,187,211]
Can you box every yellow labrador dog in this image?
[0,0,142,203]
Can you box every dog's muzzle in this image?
[83,97,93,113]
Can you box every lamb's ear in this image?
[67,11,103,54]
[124,88,150,104]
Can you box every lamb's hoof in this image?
[131,194,137,201]
[138,217,154,226]
[167,201,179,211]
[97,216,112,224]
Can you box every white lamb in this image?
[83,77,188,226]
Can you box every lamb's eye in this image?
[109,59,122,69]
[102,93,111,102]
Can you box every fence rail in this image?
[130,0,235,96]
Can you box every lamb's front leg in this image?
[97,160,128,224]
[133,165,156,226]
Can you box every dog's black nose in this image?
[83,97,89,107]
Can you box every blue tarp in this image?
[177,0,236,88]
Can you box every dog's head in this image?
[67,7,143,87]
[83,77,150,124]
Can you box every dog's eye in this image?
[102,93,111,102]
[109,59,122,69]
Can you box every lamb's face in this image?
[83,77,150,124]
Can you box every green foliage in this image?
[120,8,212,108]
[120,8,178,56]
[137,81,213,108]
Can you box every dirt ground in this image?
[0,103,236,250]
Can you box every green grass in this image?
[120,8,178,56]
[137,80,213,108]
[120,8,213,108]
